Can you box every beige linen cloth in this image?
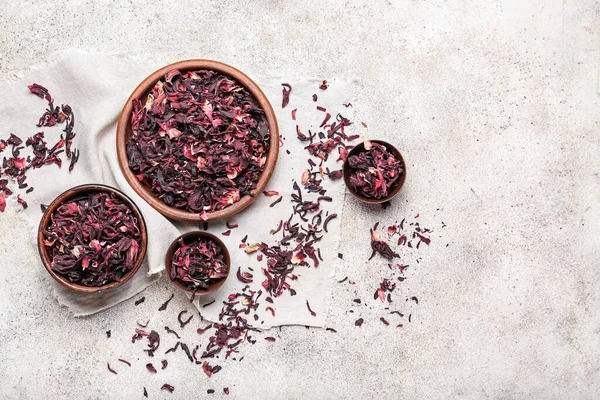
[2,50,352,328]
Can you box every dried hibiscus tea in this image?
[347,141,404,199]
[158,293,174,311]
[107,363,117,375]
[281,83,292,108]
[178,310,193,328]
[42,191,142,286]
[306,300,317,317]
[161,384,175,393]
[170,236,228,291]
[118,359,131,367]
[369,223,399,260]
[236,267,253,283]
[126,69,270,214]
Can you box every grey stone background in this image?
[1,0,600,398]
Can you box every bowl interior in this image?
[165,231,231,296]
[342,140,406,204]
[116,60,279,222]
[37,184,148,293]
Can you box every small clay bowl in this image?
[37,184,148,293]
[343,140,406,204]
[116,59,279,222]
[165,231,231,296]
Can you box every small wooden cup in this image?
[37,184,148,293]
[116,59,279,222]
[343,140,407,204]
[165,231,231,296]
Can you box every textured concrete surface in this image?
[1,0,600,399]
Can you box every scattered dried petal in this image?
[118,359,131,367]
[281,83,292,108]
[107,363,118,375]
[161,384,175,393]
[306,300,316,317]
[158,294,175,311]
[178,310,193,328]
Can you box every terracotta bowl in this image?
[37,184,148,293]
[165,231,231,296]
[116,60,279,222]
[343,140,407,204]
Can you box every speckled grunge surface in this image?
[1,0,600,399]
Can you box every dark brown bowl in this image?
[165,231,231,296]
[343,140,406,204]
[116,59,279,222]
[37,184,148,293]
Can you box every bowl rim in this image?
[116,59,279,222]
[165,231,231,296]
[37,184,148,293]
[342,139,407,204]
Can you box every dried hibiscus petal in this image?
[281,83,292,108]
[118,359,131,367]
[197,324,213,334]
[202,361,222,377]
[323,213,337,233]
[269,196,283,207]
[178,310,193,328]
[236,267,253,283]
[158,293,174,311]
[306,300,316,317]
[165,326,180,339]
[107,363,118,375]
[146,330,160,352]
[161,384,175,393]
[369,223,399,260]
[244,243,260,254]
[28,83,52,101]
